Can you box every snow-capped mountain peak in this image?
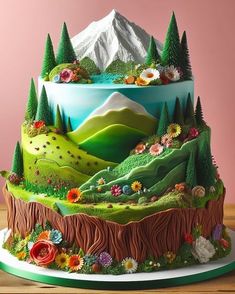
[71,10,162,70]
[88,92,155,119]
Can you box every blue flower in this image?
[212,224,223,241]
[53,74,61,83]
[83,254,98,266]
[122,185,132,195]
[50,229,62,244]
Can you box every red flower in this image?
[188,128,199,139]
[220,238,229,248]
[33,120,45,129]
[67,188,82,203]
[160,73,170,85]
[184,233,193,244]
[30,240,58,266]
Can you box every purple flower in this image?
[212,224,223,241]
[98,252,112,267]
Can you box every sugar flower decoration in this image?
[140,68,160,82]
[37,230,50,241]
[55,253,69,269]
[16,251,26,260]
[192,236,215,263]
[66,188,82,203]
[164,251,176,264]
[135,77,150,86]
[149,143,164,156]
[60,69,73,83]
[111,185,122,196]
[68,255,84,271]
[167,124,181,138]
[161,134,173,147]
[188,127,199,139]
[192,186,205,198]
[122,185,132,195]
[50,229,62,244]
[122,257,138,274]
[33,120,45,129]
[97,177,106,185]
[135,143,146,154]
[131,181,142,192]
[212,224,223,241]
[164,65,180,82]
[98,252,113,267]
[52,74,61,83]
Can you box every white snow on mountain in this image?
[87,92,155,119]
[71,9,162,71]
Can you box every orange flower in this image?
[135,77,150,86]
[67,188,82,203]
[37,230,50,241]
[125,75,135,84]
[175,183,186,192]
[68,255,84,271]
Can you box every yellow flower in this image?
[167,123,181,138]
[16,251,26,260]
[55,253,69,269]
[135,77,150,86]
[131,181,142,192]
[164,251,176,264]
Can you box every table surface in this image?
[0,204,235,294]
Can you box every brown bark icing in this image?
[3,185,225,262]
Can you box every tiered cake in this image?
[1,10,230,275]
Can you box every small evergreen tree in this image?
[25,79,38,121]
[41,34,57,78]
[56,22,76,64]
[145,36,160,65]
[35,86,52,125]
[184,93,196,126]
[195,96,205,126]
[55,105,64,133]
[180,31,193,80]
[66,117,72,132]
[173,97,184,125]
[161,12,181,67]
[157,102,170,136]
[196,139,215,187]
[11,142,23,177]
[186,150,197,188]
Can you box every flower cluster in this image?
[110,180,143,197]
[24,120,49,137]
[52,64,91,84]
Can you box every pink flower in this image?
[161,134,173,147]
[135,143,146,154]
[188,128,199,139]
[110,185,122,196]
[149,143,164,156]
[60,69,73,83]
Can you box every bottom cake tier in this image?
[3,185,231,275]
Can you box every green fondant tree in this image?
[25,79,38,121]
[55,105,64,133]
[41,34,57,79]
[11,142,23,177]
[161,12,181,67]
[145,36,160,65]
[56,22,76,64]
[157,102,170,136]
[173,97,184,125]
[186,150,197,188]
[196,139,215,187]
[35,86,52,125]
[195,96,205,126]
[184,93,196,126]
[180,31,193,80]
[66,117,72,132]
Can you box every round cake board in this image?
[0,228,235,290]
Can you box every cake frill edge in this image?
[2,184,231,275]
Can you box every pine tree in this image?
[180,31,193,80]
[145,36,160,65]
[157,102,170,136]
[55,105,64,133]
[186,150,197,188]
[196,139,215,187]
[173,97,184,125]
[161,12,181,67]
[11,142,23,177]
[184,93,196,126]
[35,86,52,125]
[25,79,38,121]
[66,117,72,132]
[41,34,57,78]
[56,22,76,64]
[195,96,205,126]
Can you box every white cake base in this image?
[0,228,235,290]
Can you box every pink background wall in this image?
[0,0,234,203]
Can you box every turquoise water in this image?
[91,73,122,84]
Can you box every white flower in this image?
[164,65,180,81]
[192,236,215,263]
[122,257,138,273]
[27,241,34,250]
[140,68,160,82]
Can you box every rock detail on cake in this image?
[1,10,231,275]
